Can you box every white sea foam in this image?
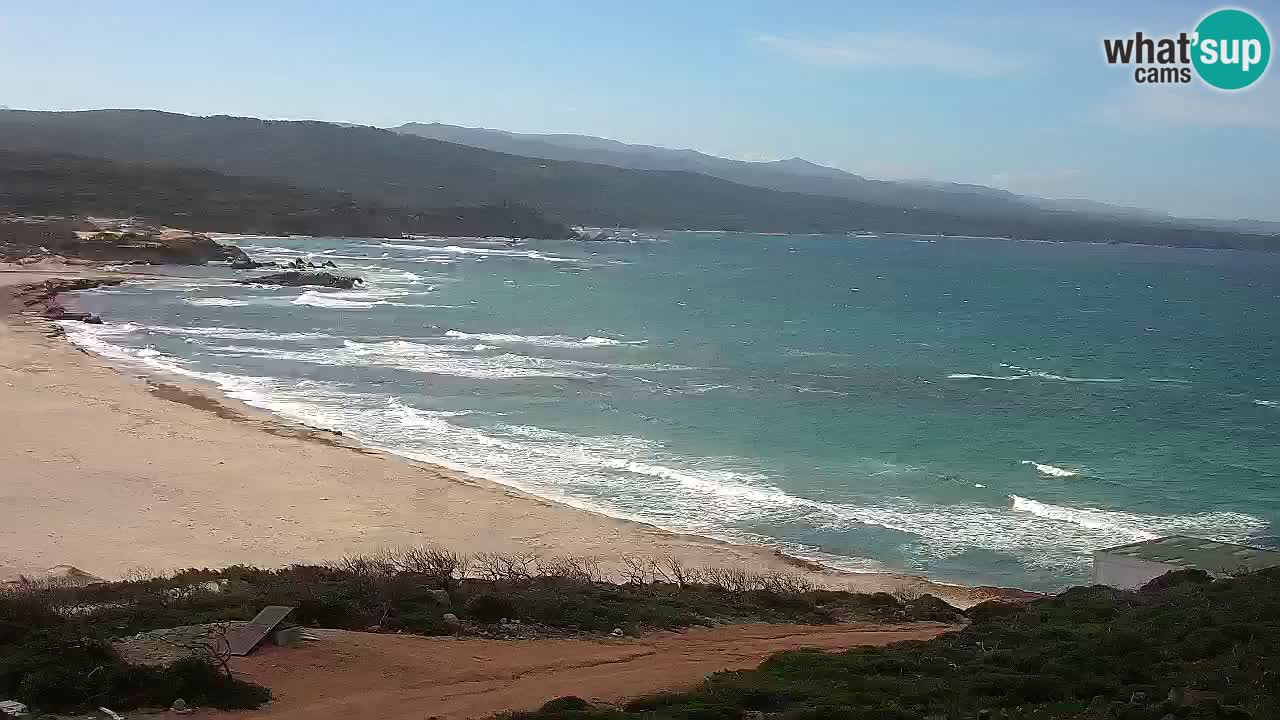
[947,365,1125,383]
[292,291,379,309]
[789,385,851,396]
[400,245,580,263]
[444,329,645,349]
[1021,460,1079,478]
[185,297,251,307]
[1008,495,1261,542]
[237,245,304,255]
[141,325,333,342]
[57,320,1271,581]
[1254,399,1279,407]
[1002,364,1123,383]
[355,267,429,285]
[218,339,599,379]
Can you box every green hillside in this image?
[0,109,1275,250]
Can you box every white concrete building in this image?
[1092,535,1280,590]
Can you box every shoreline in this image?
[1,265,1034,607]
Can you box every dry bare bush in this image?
[651,556,700,588]
[122,566,164,584]
[701,566,753,592]
[205,622,235,678]
[473,551,537,582]
[619,554,653,585]
[758,571,816,594]
[535,556,602,583]
[890,583,923,604]
[393,546,467,587]
[327,552,395,578]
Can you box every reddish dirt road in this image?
[219,622,953,720]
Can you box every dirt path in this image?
[218,622,953,720]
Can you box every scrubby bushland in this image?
[9,549,958,642]
[4,549,961,715]
[0,594,268,713]
[502,567,1280,719]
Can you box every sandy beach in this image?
[1,266,1011,607]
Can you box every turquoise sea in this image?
[66,231,1280,590]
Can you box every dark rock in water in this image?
[42,306,102,323]
[230,258,278,270]
[320,260,338,268]
[236,271,362,289]
[46,308,89,321]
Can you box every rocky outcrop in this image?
[43,306,103,323]
[11,277,123,324]
[236,271,362,289]
[0,217,250,265]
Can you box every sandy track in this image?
[218,622,953,720]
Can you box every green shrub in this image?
[467,591,518,624]
[540,695,591,711]
[512,567,1280,719]
[0,595,267,713]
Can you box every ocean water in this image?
[66,232,1280,590]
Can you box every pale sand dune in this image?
[0,269,1002,606]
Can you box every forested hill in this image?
[0,109,1275,251]
[0,151,573,239]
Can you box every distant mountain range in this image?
[393,122,1280,234]
[0,109,1275,251]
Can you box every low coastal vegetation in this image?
[512,568,1280,719]
[8,553,1278,718]
[1,549,957,714]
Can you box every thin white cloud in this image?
[1093,82,1280,129]
[757,32,1024,77]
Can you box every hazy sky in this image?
[3,1,1278,220]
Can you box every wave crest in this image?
[1021,460,1078,478]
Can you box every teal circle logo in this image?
[1193,9,1270,90]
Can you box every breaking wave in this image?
[292,291,380,309]
[47,319,1279,578]
[185,297,251,307]
[444,329,645,349]
[948,364,1124,383]
[1021,460,1079,478]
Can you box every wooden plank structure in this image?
[225,605,297,656]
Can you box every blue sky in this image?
[2,1,1278,220]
